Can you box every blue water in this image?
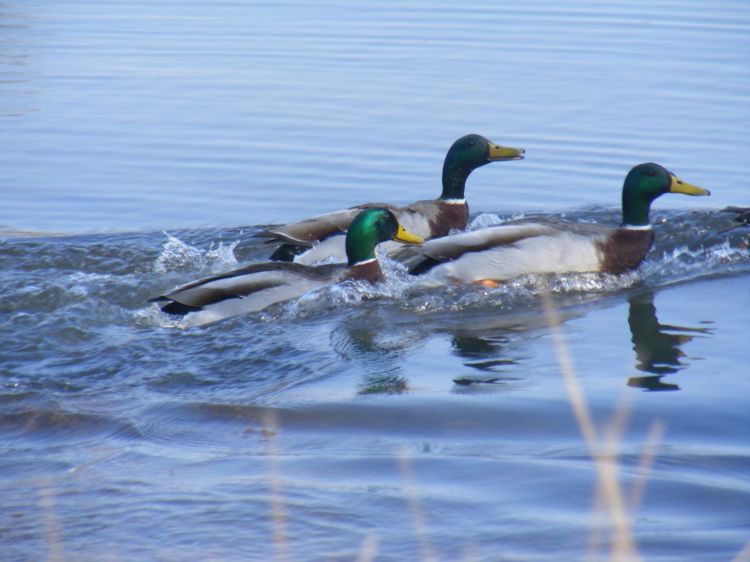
[2,1,750,561]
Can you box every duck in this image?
[407,163,711,284]
[719,206,750,233]
[150,208,424,325]
[264,134,524,264]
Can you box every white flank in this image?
[428,231,607,284]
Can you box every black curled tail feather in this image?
[408,257,442,276]
[270,243,308,262]
[160,300,202,316]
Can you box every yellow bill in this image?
[394,224,424,244]
[488,143,525,161]
[670,175,711,196]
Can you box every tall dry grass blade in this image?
[540,291,598,449]
[604,392,632,455]
[397,450,438,562]
[628,420,664,512]
[355,533,380,562]
[38,479,64,562]
[589,392,635,562]
[263,409,290,562]
[461,540,479,562]
[541,291,641,562]
[588,483,607,562]
[732,539,750,562]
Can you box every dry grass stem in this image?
[397,450,438,562]
[592,393,637,559]
[38,479,64,562]
[263,409,290,562]
[732,539,750,562]
[628,420,664,512]
[541,291,641,562]
[355,533,380,562]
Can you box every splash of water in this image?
[468,212,526,230]
[153,232,239,273]
[642,238,749,286]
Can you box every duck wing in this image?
[265,203,397,246]
[264,200,446,264]
[150,262,343,313]
[417,220,558,262]
[391,198,463,239]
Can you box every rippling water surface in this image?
[2,1,749,561]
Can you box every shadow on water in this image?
[626,289,713,392]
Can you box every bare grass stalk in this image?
[542,291,641,562]
[628,421,664,512]
[263,409,289,562]
[732,539,750,562]
[397,450,438,562]
[355,532,380,562]
[38,479,64,562]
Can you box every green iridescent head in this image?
[441,134,525,200]
[345,208,423,266]
[621,163,710,227]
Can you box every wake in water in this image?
[140,208,749,327]
[4,209,738,332]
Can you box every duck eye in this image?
[467,141,475,147]
[646,169,656,177]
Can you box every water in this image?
[2,1,750,561]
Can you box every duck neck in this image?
[621,190,653,228]
[440,159,475,201]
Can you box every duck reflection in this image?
[330,311,419,395]
[334,289,712,394]
[626,290,712,391]
[449,331,522,389]
[447,307,581,389]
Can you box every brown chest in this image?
[429,203,469,238]
[596,229,655,274]
[343,260,383,283]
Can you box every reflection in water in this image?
[450,330,523,389]
[626,291,712,391]
[332,289,715,394]
[451,332,519,372]
[331,313,418,395]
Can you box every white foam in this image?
[154,232,239,273]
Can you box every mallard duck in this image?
[719,206,750,233]
[408,163,710,284]
[265,134,524,264]
[150,208,423,325]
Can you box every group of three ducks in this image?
[150,134,711,325]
